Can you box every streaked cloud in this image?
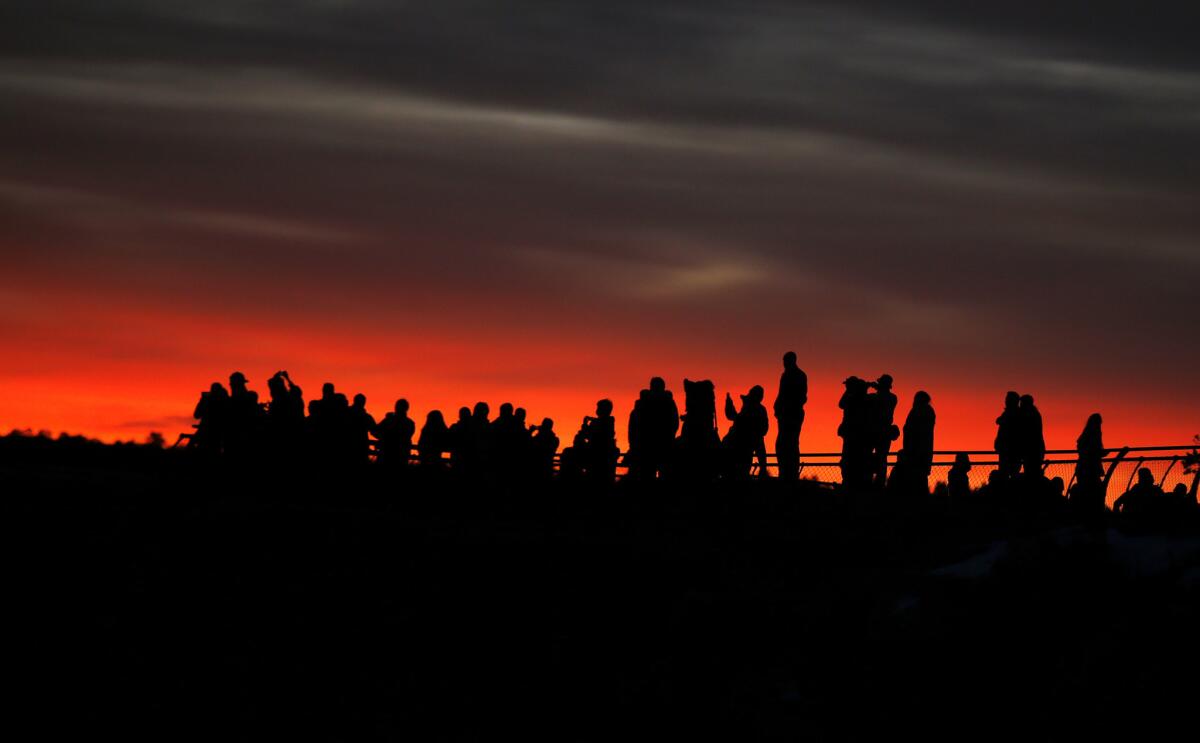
[0,1,1196,443]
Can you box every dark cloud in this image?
[0,1,1197,400]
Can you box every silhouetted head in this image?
[650,377,666,393]
[746,385,764,403]
[1137,467,1154,485]
[473,402,490,420]
[458,407,471,423]
[1005,391,1019,408]
[322,382,336,399]
[596,399,613,417]
[394,398,409,415]
[843,376,867,393]
[876,374,893,390]
[515,407,527,424]
[1019,394,1035,408]
[425,410,445,427]
[783,351,797,368]
[209,382,227,396]
[1050,477,1065,496]
[1173,483,1188,496]
[334,393,348,407]
[540,417,554,432]
[1084,413,1102,433]
[914,390,931,406]
[353,393,366,409]
[499,402,514,418]
[954,452,971,469]
[229,371,247,390]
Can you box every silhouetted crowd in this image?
[187,354,1197,511]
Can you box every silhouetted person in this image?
[192,382,230,454]
[838,376,872,490]
[513,407,535,476]
[722,386,769,480]
[773,352,808,482]
[1167,483,1196,513]
[576,399,618,485]
[1070,413,1107,516]
[995,391,1021,479]
[867,374,899,488]
[1114,468,1164,515]
[530,417,560,480]
[417,410,449,469]
[224,371,262,461]
[1018,394,1045,476]
[626,390,651,481]
[889,390,934,496]
[308,382,341,462]
[947,453,972,498]
[464,402,492,476]
[644,377,679,480]
[977,469,1010,500]
[678,379,720,481]
[374,399,414,468]
[266,371,297,418]
[491,402,524,481]
[264,371,302,462]
[626,377,680,482]
[448,406,472,471]
[347,393,377,464]
[311,382,336,420]
[334,394,354,465]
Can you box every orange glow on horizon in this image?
[1,271,1196,454]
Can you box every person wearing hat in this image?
[868,374,899,488]
[225,370,261,461]
[838,376,872,489]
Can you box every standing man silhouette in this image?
[868,374,898,488]
[1018,394,1046,476]
[773,352,808,481]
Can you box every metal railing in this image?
[378,442,1198,505]
[176,427,1195,504]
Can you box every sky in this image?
[1,1,1197,452]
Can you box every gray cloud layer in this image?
[1,2,1197,394]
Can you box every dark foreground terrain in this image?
[8,447,1200,740]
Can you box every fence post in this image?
[1123,457,1145,495]
[1101,447,1129,506]
[1157,457,1179,488]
